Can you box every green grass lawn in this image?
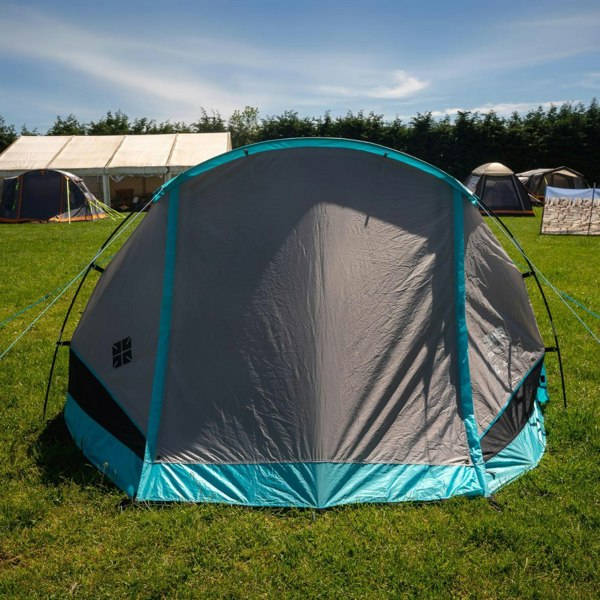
[0,210,598,599]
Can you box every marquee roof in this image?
[0,133,232,178]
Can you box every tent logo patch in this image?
[112,337,132,369]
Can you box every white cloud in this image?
[320,71,428,100]
[427,100,579,119]
[0,4,596,129]
[0,6,429,122]
[0,8,249,117]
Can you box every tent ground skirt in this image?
[64,395,547,508]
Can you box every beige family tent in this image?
[465,163,534,216]
[517,167,588,201]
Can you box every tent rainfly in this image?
[65,138,549,508]
[517,167,588,201]
[0,169,107,223]
[0,133,232,206]
[465,162,535,216]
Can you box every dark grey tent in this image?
[517,167,588,201]
[465,163,534,216]
[65,139,549,507]
[0,169,107,223]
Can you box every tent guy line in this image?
[559,292,600,322]
[0,284,66,330]
[0,202,150,362]
[477,199,600,346]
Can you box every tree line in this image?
[1,101,599,183]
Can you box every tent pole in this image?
[479,198,567,408]
[66,176,71,224]
[102,174,111,208]
[43,210,140,420]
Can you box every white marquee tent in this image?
[0,133,232,206]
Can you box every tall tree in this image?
[547,102,587,174]
[228,106,261,147]
[332,111,386,142]
[315,111,336,138]
[47,114,86,135]
[19,124,39,136]
[520,106,548,169]
[479,111,507,165]
[0,115,17,152]
[130,117,158,134]
[380,116,408,153]
[429,116,454,175]
[1,100,599,182]
[260,110,316,140]
[584,98,600,183]
[192,109,227,133]
[503,112,527,172]
[450,111,482,178]
[87,110,131,135]
[405,112,436,164]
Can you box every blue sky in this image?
[1,0,599,131]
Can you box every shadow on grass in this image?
[30,414,314,513]
[31,412,114,492]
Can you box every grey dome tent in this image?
[0,169,107,223]
[64,139,549,507]
[517,167,588,202]
[465,162,534,216]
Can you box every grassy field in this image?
[0,209,598,599]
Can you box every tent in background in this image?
[465,162,534,216]
[0,169,108,223]
[517,167,588,201]
[65,138,549,507]
[0,133,232,209]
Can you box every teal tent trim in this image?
[63,387,486,507]
[134,461,483,507]
[64,394,143,497]
[153,138,477,204]
[537,363,549,405]
[139,187,180,492]
[485,401,546,494]
[453,190,487,495]
[63,386,545,506]
[62,391,486,507]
